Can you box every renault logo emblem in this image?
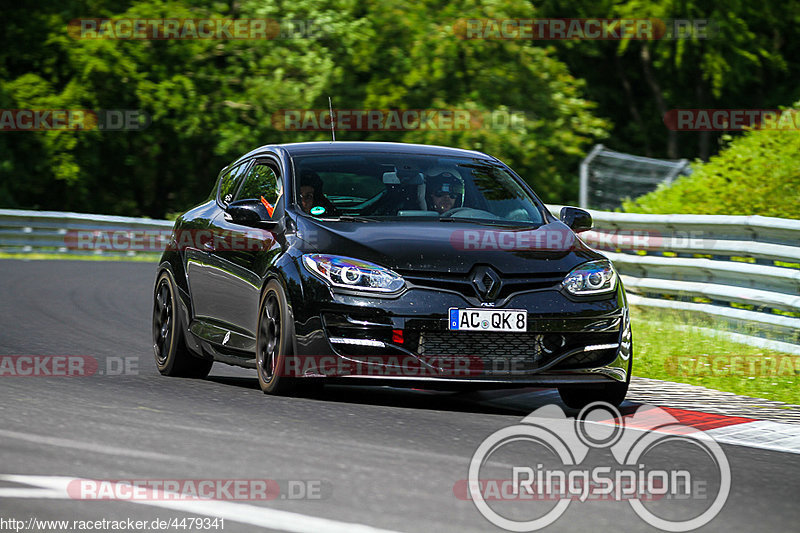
[470,266,502,300]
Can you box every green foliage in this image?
[3,0,799,217]
[0,0,609,217]
[537,0,800,160]
[622,117,800,219]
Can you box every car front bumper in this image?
[287,270,632,388]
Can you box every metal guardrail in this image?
[0,208,172,256]
[1,207,799,352]
[547,205,800,353]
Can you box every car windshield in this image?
[292,153,545,225]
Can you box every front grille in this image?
[416,331,553,375]
[398,270,562,301]
[323,310,621,376]
[410,330,620,375]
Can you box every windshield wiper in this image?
[438,216,539,228]
[329,215,381,222]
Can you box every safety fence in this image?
[2,207,798,352]
[547,205,800,353]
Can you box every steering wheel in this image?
[439,207,496,219]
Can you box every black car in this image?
[153,141,632,407]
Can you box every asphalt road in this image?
[0,259,797,532]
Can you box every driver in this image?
[298,170,337,216]
[426,171,464,214]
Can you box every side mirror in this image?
[226,199,281,229]
[559,206,592,233]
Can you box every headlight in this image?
[562,260,617,296]
[302,254,405,293]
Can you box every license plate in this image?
[448,308,527,332]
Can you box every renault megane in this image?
[152,141,632,407]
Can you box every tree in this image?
[537,0,800,161]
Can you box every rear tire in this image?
[152,271,213,378]
[256,280,296,395]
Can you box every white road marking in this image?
[706,420,800,455]
[474,389,800,455]
[0,429,181,462]
[0,488,65,498]
[0,475,405,533]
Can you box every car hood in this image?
[296,217,604,275]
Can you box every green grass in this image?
[0,252,160,262]
[631,306,800,405]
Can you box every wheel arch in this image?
[260,253,303,357]
[155,260,198,357]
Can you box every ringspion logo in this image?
[463,403,730,531]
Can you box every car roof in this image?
[239,141,497,161]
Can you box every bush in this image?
[622,112,800,219]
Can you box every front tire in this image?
[560,325,633,409]
[152,271,213,378]
[558,381,628,409]
[256,279,295,395]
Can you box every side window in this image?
[209,167,226,201]
[217,163,248,207]
[235,162,282,217]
